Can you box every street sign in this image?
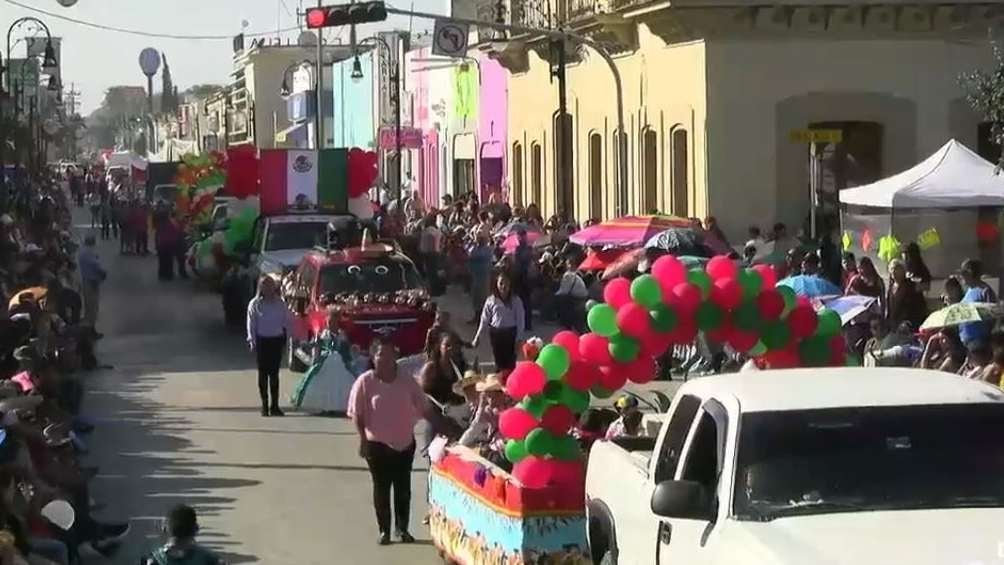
[789,128,843,144]
[432,20,470,58]
[138,48,160,77]
[378,126,423,150]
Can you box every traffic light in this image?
[305,2,388,29]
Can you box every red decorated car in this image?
[285,241,435,371]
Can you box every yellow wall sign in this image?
[789,129,843,144]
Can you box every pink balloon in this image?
[579,333,614,365]
[671,283,702,315]
[729,329,759,352]
[711,277,743,310]
[752,264,777,288]
[551,331,582,362]
[756,288,785,320]
[652,255,687,293]
[505,362,547,399]
[603,277,633,310]
[624,355,657,384]
[706,255,739,281]
[796,295,812,309]
[499,407,539,440]
[541,405,576,436]
[598,366,628,391]
[787,304,818,339]
[565,361,601,392]
[512,456,554,488]
[616,303,652,338]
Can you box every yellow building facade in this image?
[498,0,998,238]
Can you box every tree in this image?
[183,83,223,100]
[84,85,147,149]
[961,43,1004,168]
[161,52,177,114]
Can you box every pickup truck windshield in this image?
[265,222,328,251]
[733,403,1004,521]
[320,261,422,294]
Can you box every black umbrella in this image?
[644,227,712,257]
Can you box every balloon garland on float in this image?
[499,254,848,488]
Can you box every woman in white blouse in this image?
[471,271,524,370]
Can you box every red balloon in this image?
[579,333,614,365]
[763,347,800,369]
[795,295,812,309]
[787,304,819,339]
[756,288,785,320]
[828,335,847,365]
[671,283,702,315]
[552,331,582,362]
[706,317,734,344]
[565,361,601,391]
[624,355,657,384]
[639,330,673,359]
[706,255,739,281]
[541,405,576,436]
[616,303,652,338]
[669,318,698,344]
[711,277,743,310]
[506,362,547,399]
[603,278,633,310]
[598,366,628,391]
[499,407,539,440]
[729,329,760,352]
[512,456,554,488]
[752,264,777,288]
[550,459,586,487]
[652,255,687,294]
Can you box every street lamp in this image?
[5,17,57,94]
[46,75,60,92]
[350,57,364,82]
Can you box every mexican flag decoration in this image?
[258,149,348,215]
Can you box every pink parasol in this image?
[502,231,549,254]
[569,215,692,247]
[579,248,627,271]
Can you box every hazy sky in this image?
[3,0,449,114]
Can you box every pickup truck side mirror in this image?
[650,480,713,521]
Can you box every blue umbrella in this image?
[777,275,842,298]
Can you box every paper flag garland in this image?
[917,228,941,250]
[861,230,874,252]
[877,234,902,263]
[976,222,999,243]
[841,231,853,251]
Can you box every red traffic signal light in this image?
[305,2,388,29]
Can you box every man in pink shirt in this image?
[348,337,426,546]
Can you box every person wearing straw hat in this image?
[457,374,509,454]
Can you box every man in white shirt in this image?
[554,258,588,332]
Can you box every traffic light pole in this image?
[315,0,324,150]
[382,6,628,217]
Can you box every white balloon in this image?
[348,196,374,220]
[41,500,75,530]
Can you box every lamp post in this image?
[352,34,405,207]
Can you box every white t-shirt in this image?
[555,271,588,298]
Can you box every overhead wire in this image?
[2,0,301,40]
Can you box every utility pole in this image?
[551,35,571,219]
[315,0,324,150]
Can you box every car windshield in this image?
[320,260,422,294]
[265,222,328,251]
[733,403,1004,521]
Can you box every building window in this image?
[588,132,603,221]
[671,129,689,217]
[642,129,659,215]
[531,142,543,208]
[512,142,524,207]
[809,121,882,234]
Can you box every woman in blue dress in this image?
[290,312,366,414]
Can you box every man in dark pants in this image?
[246,276,288,416]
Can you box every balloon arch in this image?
[498,254,846,488]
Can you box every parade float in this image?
[429,254,848,565]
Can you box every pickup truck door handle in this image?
[659,521,672,545]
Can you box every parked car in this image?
[585,368,1004,565]
[284,240,434,371]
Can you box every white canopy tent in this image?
[839,139,1004,279]
[840,139,1004,208]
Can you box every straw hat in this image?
[452,370,483,395]
[475,373,505,393]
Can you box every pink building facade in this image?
[477,55,508,203]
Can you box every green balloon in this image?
[537,344,571,381]
[609,333,641,362]
[695,302,724,331]
[733,302,761,332]
[749,341,768,356]
[560,387,591,413]
[630,274,663,308]
[846,353,862,367]
[552,436,582,461]
[688,269,712,299]
[520,395,550,419]
[738,269,763,300]
[815,309,841,338]
[762,321,792,351]
[587,304,619,337]
[799,335,830,365]
[544,380,566,402]
[505,439,528,463]
[525,428,554,457]
[650,304,678,333]
[591,385,615,399]
[777,286,797,315]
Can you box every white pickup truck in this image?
[586,368,1004,565]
